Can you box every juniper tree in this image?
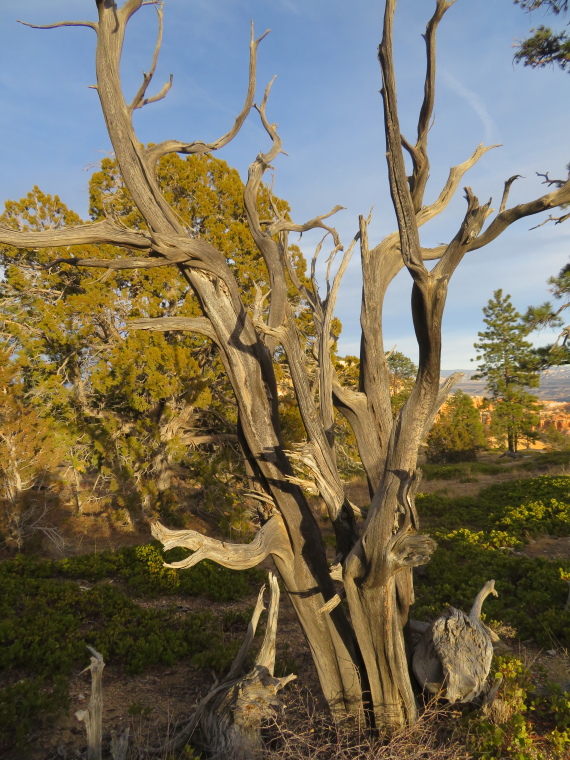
[426,390,486,464]
[1,0,570,730]
[0,158,307,524]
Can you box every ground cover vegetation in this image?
[1,0,570,754]
[0,546,264,753]
[2,468,570,758]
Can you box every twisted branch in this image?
[146,23,269,164]
[151,513,292,569]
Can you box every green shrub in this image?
[417,474,570,539]
[414,528,570,647]
[0,546,260,751]
[0,677,68,752]
[3,542,265,601]
[421,461,512,481]
[463,656,570,759]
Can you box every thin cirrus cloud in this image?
[0,1,568,372]
[440,69,498,144]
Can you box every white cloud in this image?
[440,69,497,143]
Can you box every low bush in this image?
[421,461,513,481]
[415,475,570,648]
[0,544,261,751]
[417,474,570,539]
[463,655,570,759]
[3,540,265,601]
[414,530,570,647]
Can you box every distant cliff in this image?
[441,365,570,403]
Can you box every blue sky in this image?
[0,0,568,369]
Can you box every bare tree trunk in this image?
[3,0,570,733]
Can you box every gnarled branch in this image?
[17,19,98,31]
[151,513,292,569]
[145,23,269,164]
[128,316,217,342]
[0,220,152,252]
[129,3,172,112]
[47,257,169,271]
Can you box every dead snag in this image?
[146,572,295,758]
[75,646,105,760]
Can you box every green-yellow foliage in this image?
[0,347,65,548]
[0,155,310,525]
[426,390,486,464]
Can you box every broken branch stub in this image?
[75,646,105,760]
[149,573,295,759]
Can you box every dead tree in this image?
[76,647,105,760]
[2,0,570,731]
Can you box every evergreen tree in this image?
[525,259,570,366]
[0,345,65,549]
[387,351,417,415]
[514,2,570,365]
[0,156,308,525]
[425,391,486,464]
[473,290,541,453]
[514,0,570,72]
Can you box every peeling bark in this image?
[413,580,499,703]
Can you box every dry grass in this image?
[259,687,470,760]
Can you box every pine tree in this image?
[426,391,486,464]
[473,290,541,453]
[514,1,570,73]
[525,259,570,366]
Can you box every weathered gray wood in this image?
[75,647,105,760]
[147,573,295,758]
[151,513,293,570]
[110,727,130,760]
[412,580,498,703]
[200,573,295,758]
[4,0,570,734]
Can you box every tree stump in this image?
[412,580,499,703]
[147,572,295,758]
[75,647,105,760]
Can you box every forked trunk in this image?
[4,0,570,739]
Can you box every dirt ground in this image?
[10,456,570,759]
[23,576,321,760]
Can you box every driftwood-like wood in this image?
[3,0,570,732]
[151,513,293,569]
[412,580,499,703]
[110,727,130,760]
[75,646,105,760]
[148,573,295,758]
